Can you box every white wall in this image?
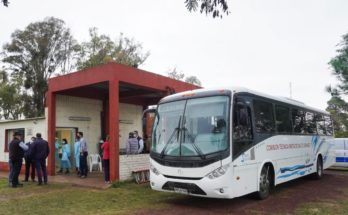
[120,154,149,180]
[0,118,47,163]
[56,95,143,154]
[119,103,143,151]
[56,95,103,155]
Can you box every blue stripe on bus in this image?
[279,163,313,173]
[277,169,310,179]
[336,157,348,163]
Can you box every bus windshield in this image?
[151,96,230,158]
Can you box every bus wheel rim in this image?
[260,170,269,192]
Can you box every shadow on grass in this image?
[148,174,339,213]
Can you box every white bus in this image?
[149,88,335,199]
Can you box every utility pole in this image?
[289,82,292,99]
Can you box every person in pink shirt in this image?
[101,135,110,183]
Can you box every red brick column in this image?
[109,79,119,181]
[47,91,56,175]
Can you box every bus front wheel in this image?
[256,165,271,200]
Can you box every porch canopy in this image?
[47,62,199,181]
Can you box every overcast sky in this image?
[1,0,348,110]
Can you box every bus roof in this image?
[160,87,330,115]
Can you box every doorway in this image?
[56,127,78,171]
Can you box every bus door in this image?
[142,108,157,153]
[232,96,258,195]
[232,96,254,159]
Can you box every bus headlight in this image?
[206,164,230,179]
[150,164,160,176]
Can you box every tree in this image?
[0,70,24,120]
[0,83,24,120]
[1,17,79,117]
[2,0,8,7]
[167,67,185,81]
[2,1,229,18]
[0,70,8,84]
[185,0,229,18]
[76,28,149,70]
[327,32,348,137]
[185,75,202,86]
[167,67,202,86]
[326,96,348,137]
[328,33,348,95]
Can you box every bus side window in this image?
[233,98,253,157]
[275,105,292,133]
[324,115,333,136]
[315,114,326,135]
[253,99,275,133]
[233,101,253,140]
[292,109,305,134]
[305,112,316,134]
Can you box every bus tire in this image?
[313,156,323,180]
[256,165,271,200]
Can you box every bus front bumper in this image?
[150,173,234,199]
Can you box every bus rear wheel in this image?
[256,165,271,200]
[313,156,323,180]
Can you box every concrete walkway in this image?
[0,170,111,189]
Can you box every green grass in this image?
[0,179,182,215]
[1,178,348,215]
[293,189,348,215]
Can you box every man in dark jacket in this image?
[9,131,28,188]
[24,137,36,182]
[31,133,50,185]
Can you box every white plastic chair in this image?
[88,154,102,172]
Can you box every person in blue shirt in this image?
[61,138,71,174]
[55,138,63,174]
[23,136,36,182]
[74,136,80,174]
[54,138,60,160]
[78,132,88,178]
[126,132,139,154]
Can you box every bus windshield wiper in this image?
[182,126,206,160]
[153,111,160,145]
[160,116,182,158]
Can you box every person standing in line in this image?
[54,138,60,161]
[61,138,71,174]
[133,130,144,154]
[9,131,28,188]
[55,138,63,174]
[101,135,110,183]
[8,159,13,187]
[126,132,139,155]
[74,136,80,175]
[23,136,36,182]
[78,132,88,178]
[98,137,104,158]
[31,133,50,185]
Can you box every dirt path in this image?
[136,169,348,215]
